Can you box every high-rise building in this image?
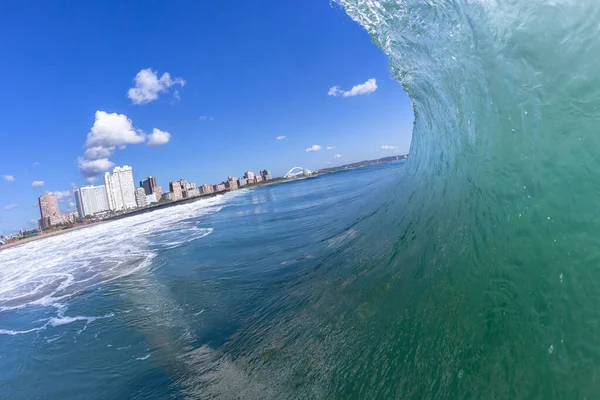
[261,169,272,181]
[38,193,79,229]
[154,186,163,202]
[38,193,59,220]
[200,184,214,195]
[74,185,110,219]
[141,176,158,195]
[213,183,226,192]
[145,193,158,204]
[187,182,196,190]
[135,187,147,208]
[169,181,184,201]
[140,176,162,202]
[187,188,200,197]
[179,180,188,198]
[104,166,136,211]
[244,171,255,180]
[237,178,248,187]
[226,177,238,190]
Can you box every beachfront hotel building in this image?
[200,184,214,195]
[135,187,147,208]
[261,169,272,181]
[141,176,163,200]
[38,193,59,220]
[74,185,110,219]
[38,193,80,229]
[225,177,238,190]
[141,176,156,195]
[244,171,255,181]
[169,181,184,201]
[104,165,136,212]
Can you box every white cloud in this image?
[68,201,76,208]
[32,162,40,167]
[85,111,145,149]
[83,146,114,160]
[173,90,181,101]
[128,68,185,105]
[79,111,172,179]
[4,204,18,210]
[50,190,72,202]
[277,136,286,140]
[199,115,214,121]
[78,158,115,177]
[85,177,98,184]
[328,86,342,96]
[3,175,15,183]
[328,78,377,97]
[147,128,171,146]
[334,154,341,158]
[30,219,38,225]
[324,161,332,165]
[305,145,322,153]
[32,180,44,188]
[380,145,400,151]
[326,146,336,150]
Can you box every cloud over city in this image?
[328,78,377,97]
[32,180,44,188]
[128,68,186,105]
[147,128,171,147]
[277,136,286,140]
[49,190,73,203]
[380,145,399,151]
[326,146,336,150]
[4,204,18,211]
[305,145,322,153]
[78,111,172,181]
[334,154,341,158]
[3,175,15,183]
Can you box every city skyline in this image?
[31,164,277,232]
[0,1,414,233]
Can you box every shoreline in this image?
[0,160,401,252]
[0,179,289,252]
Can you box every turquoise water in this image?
[0,163,405,399]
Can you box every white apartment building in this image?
[74,185,110,219]
[104,165,136,211]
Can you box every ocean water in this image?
[1,162,405,399]
[4,0,600,397]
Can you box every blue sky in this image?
[0,1,413,233]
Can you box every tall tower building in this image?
[141,176,162,202]
[38,193,59,219]
[74,185,110,219]
[169,181,184,201]
[141,176,157,195]
[135,187,147,208]
[104,165,136,211]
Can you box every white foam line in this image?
[0,192,241,324]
